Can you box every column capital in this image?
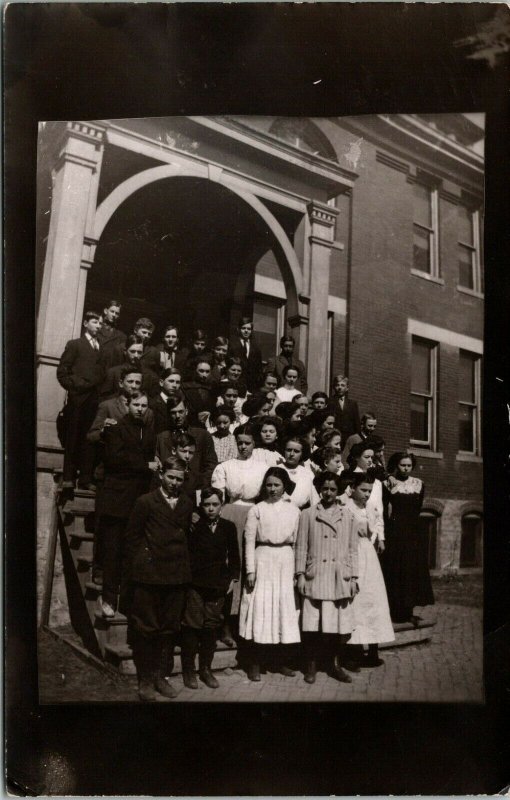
[81,236,98,270]
[288,313,309,329]
[307,200,339,228]
[66,121,107,146]
[54,121,106,173]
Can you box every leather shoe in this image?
[331,665,352,683]
[182,670,198,690]
[199,668,219,689]
[138,680,159,702]
[278,666,296,677]
[247,664,261,682]
[363,656,384,668]
[343,660,361,673]
[304,662,317,684]
[154,677,178,699]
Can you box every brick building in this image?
[36,114,484,619]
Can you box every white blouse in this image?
[354,467,384,542]
[275,386,301,405]
[252,448,283,467]
[282,464,320,509]
[211,457,268,505]
[244,498,300,574]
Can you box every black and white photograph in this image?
[36,112,485,704]
[6,3,510,795]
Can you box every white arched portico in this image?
[93,163,303,321]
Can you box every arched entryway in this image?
[86,167,302,350]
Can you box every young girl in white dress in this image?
[239,467,301,681]
[280,435,319,509]
[343,471,394,669]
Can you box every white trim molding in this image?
[407,318,483,355]
[254,275,346,315]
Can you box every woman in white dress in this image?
[211,423,268,637]
[239,467,301,681]
[347,441,385,551]
[343,472,394,669]
[280,435,319,509]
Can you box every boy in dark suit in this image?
[98,393,158,617]
[96,299,126,369]
[228,317,263,393]
[181,357,217,427]
[181,487,240,689]
[56,310,105,490]
[328,374,361,446]
[156,393,218,488]
[265,335,308,394]
[124,456,193,702]
[149,367,182,435]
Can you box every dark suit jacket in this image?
[124,489,193,585]
[328,396,361,443]
[181,380,217,425]
[100,362,160,401]
[265,353,308,394]
[149,394,170,435]
[229,337,263,393]
[156,426,218,488]
[188,516,240,592]
[99,416,156,518]
[141,344,189,376]
[56,336,105,404]
[97,326,127,369]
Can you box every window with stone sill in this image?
[410,336,438,450]
[458,204,482,293]
[460,513,483,568]
[412,181,439,278]
[458,350,481,455]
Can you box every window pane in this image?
[253,299,279,362]
[413,182,431,227]
[458,404,474,451]
[458,245,474,289]
[459,352,475,402]
[460,515,482,567]
[411,339,431,393]
[411,395,429,441]
[458,205,474,244]
[413,227,431,273]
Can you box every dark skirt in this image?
[382,500,435,621]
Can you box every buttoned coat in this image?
[295,502,359,600]
[56,336,105,404]
[124,489,193,585]
[229,337,263,393]
[328,396,361,443]
[99,416,156,519]
[97,326,127,369]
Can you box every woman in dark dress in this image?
[382,452,434,624]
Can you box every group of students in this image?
[56,299,434,701]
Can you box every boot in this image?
[247,641,261,681]
[199,629,219,688]
[132,635,159,702]
[343,643,362,673]
[153,637,178,699]
[330,638,353,683]
[220,620,236,648]
[181,627,199,689]
[277,644,296,677]
[302,632,318,683]
[364,643,384,668]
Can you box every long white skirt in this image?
[349,538,395,644]
[239,545,301,644]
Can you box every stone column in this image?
[306,201,339,391]
[37,121,105,464]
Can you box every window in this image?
[458,205,482,292]
[412,181,439,277]
[252,294,286,363]
[458,350,481,454]
[411,336,438,448]
[460,513,483,568]
[419,511,439,569]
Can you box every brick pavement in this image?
[39,602,483,703]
